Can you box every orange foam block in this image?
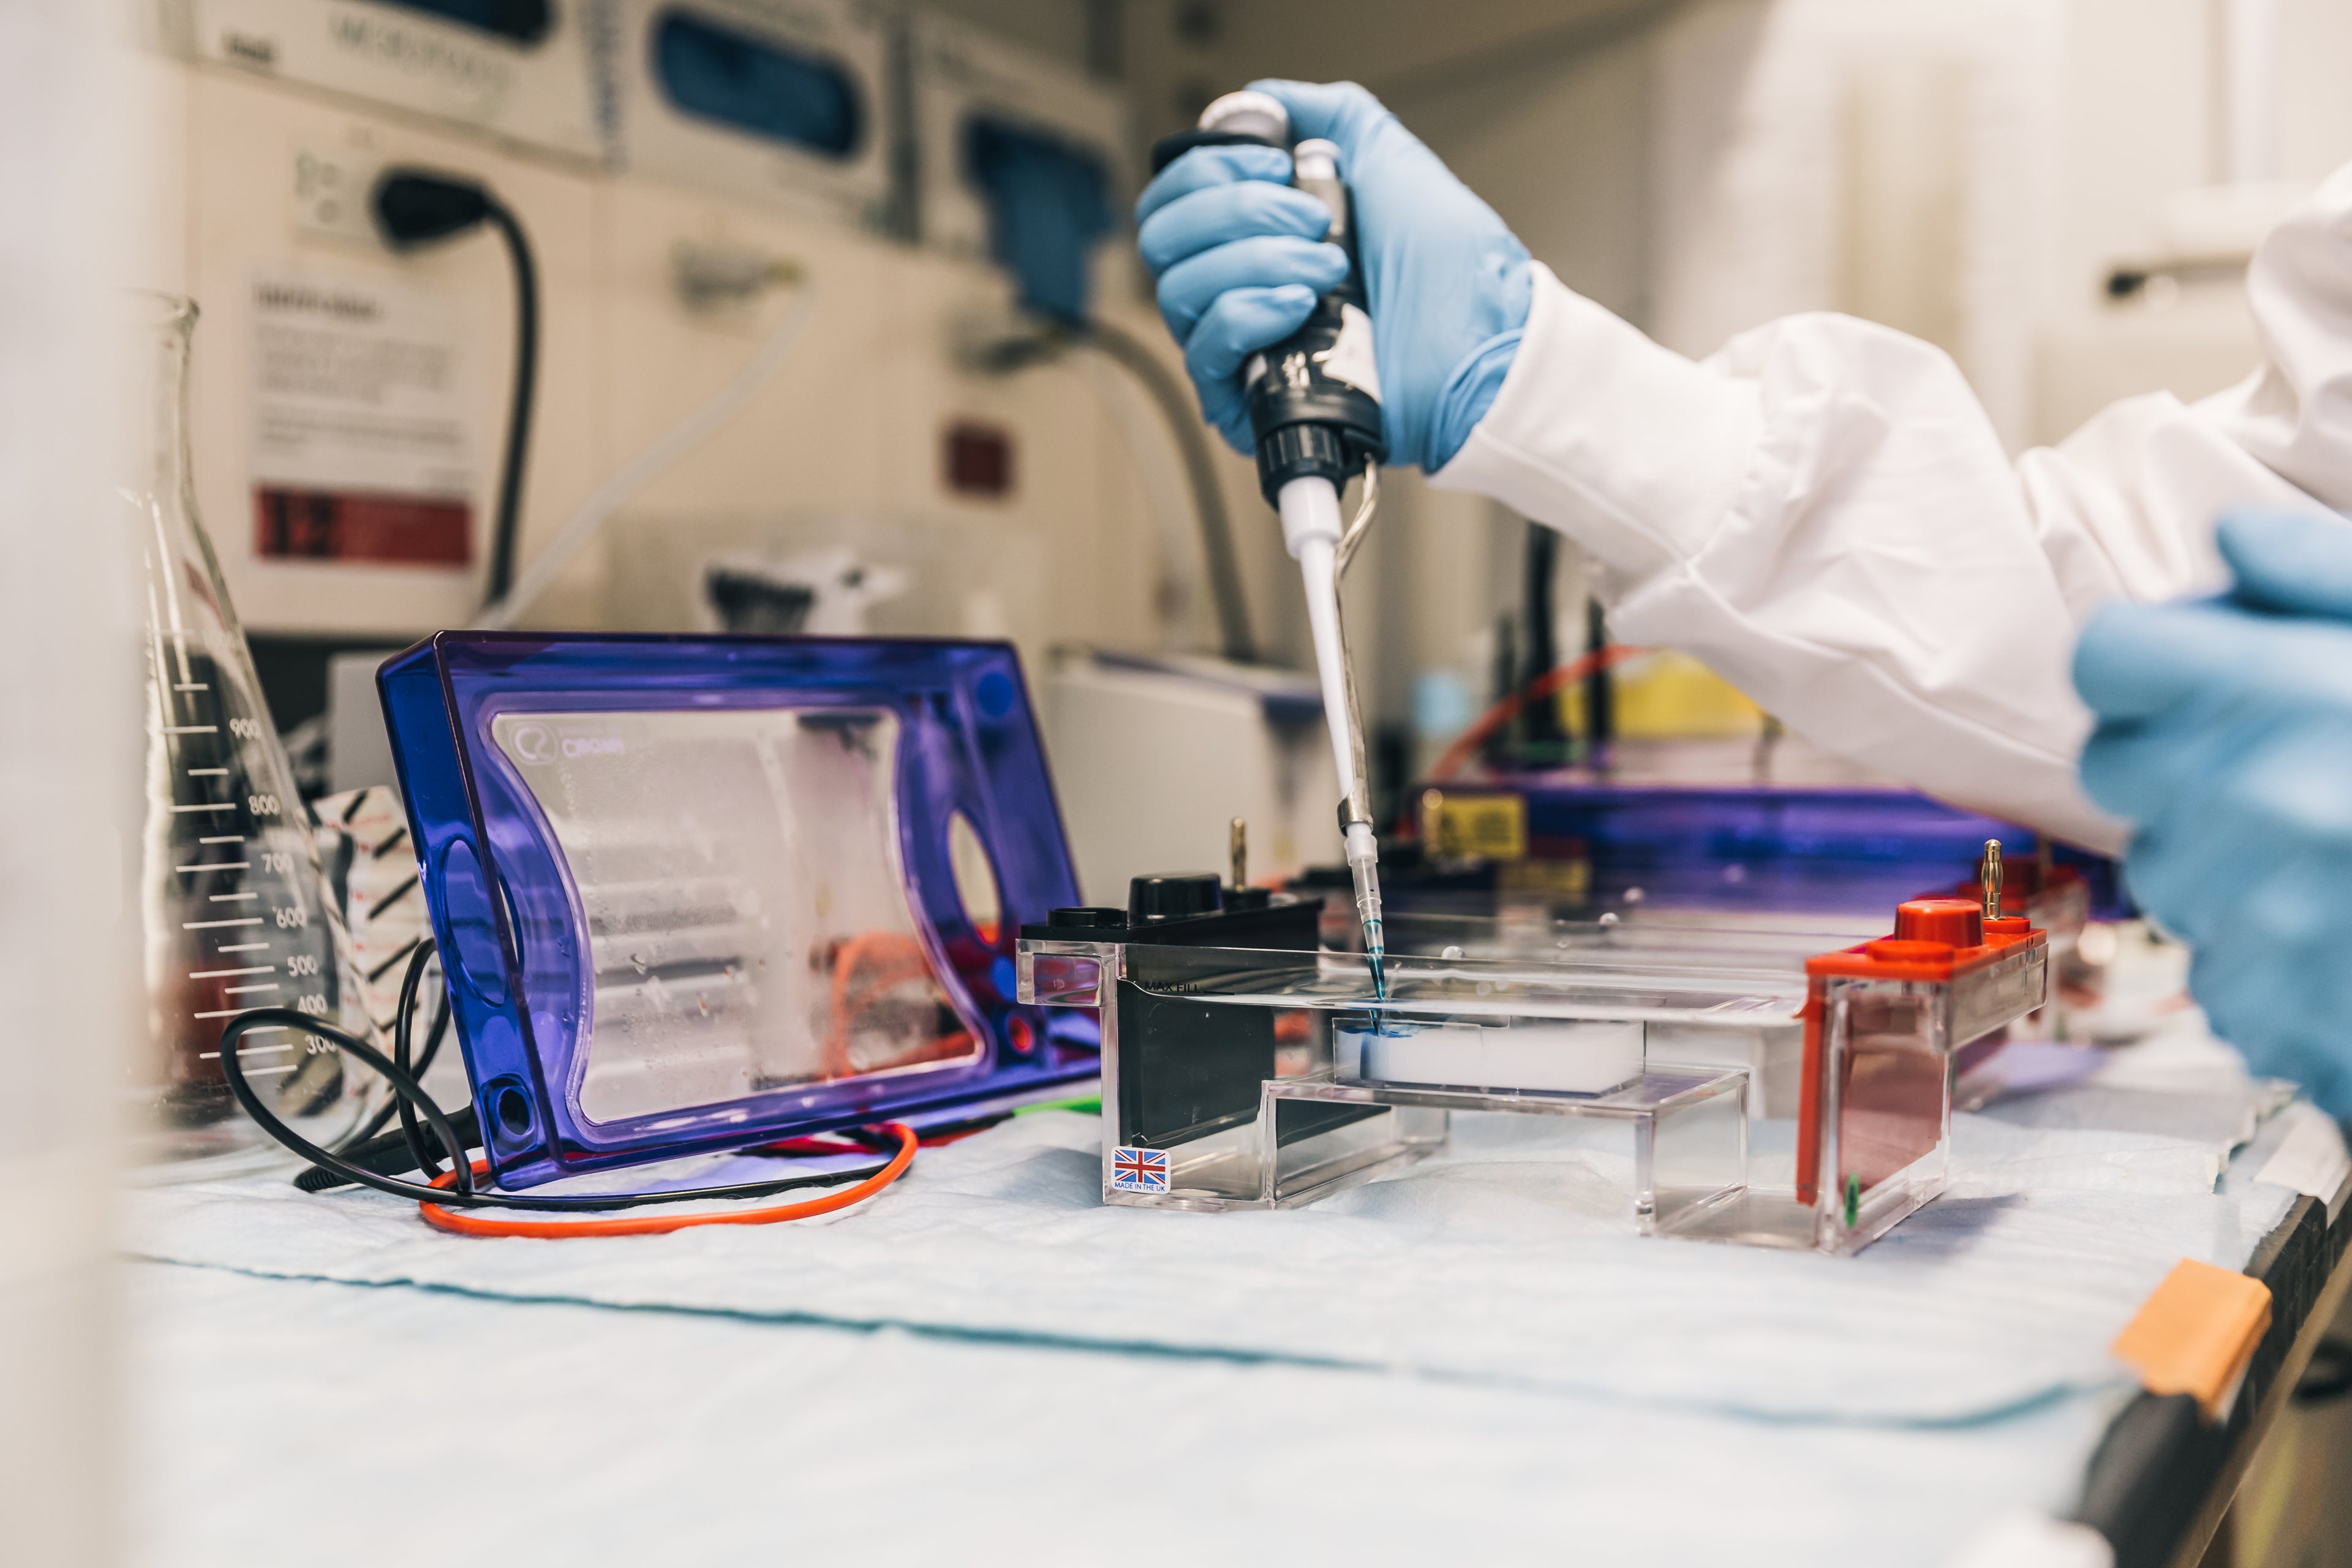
[2110,1259,2272,1420]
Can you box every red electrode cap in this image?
[1865,937,1955,963]
[1806,895,2045,983]
[1894,897,1983,949]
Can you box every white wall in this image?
[1608,0,2067,450]
[2034,0,2352,443]
[2280,0,2352,181]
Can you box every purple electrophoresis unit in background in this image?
[1408,780,2123,919]
[380,633,1093,1191]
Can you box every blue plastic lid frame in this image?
[380,633,1090,1189]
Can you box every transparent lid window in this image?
[489,705,981,1125]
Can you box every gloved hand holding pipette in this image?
[1138,83,1524,992]
[1142,79,2352,867]
[2075,509,2352,1117]
[1136,80,1531,471]
[1139,81,2352,1112]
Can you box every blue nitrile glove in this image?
[2073,508,2352,1115]
[1134,80,1531,470]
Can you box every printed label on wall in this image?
[248,263,473,565]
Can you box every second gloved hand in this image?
[1135,80,1531,470]
[2074,508,2352,1115]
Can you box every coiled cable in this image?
[217,940,914,1233]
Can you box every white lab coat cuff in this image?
[1428,263,1763,582]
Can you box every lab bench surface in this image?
[124,1029,2351,1567]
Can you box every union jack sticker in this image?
[1112,1145,1170,1193]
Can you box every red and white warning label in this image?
[248,264,474,566]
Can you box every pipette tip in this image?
[1341,821,1387,1001]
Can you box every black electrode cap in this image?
[1018,905,1130,941]
[1129,872,1224,924]
[1224,884,1273,911]
[1050,906,1128,929]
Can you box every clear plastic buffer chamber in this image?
[1020,894,2045,1254]
[1401,782,2104,1036]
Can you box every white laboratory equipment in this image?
[171,58,603,636]
[906,9,1129,262]
[150,15,1173,669]
[598,508,1046,662]
[1042,648,1345,908]
[594,0,894,229]
[175,0,605,158]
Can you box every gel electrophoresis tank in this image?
[1022,894,2046,1254]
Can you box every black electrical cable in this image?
[388,935,451,1181]
[294,1107,478,1193]
[328,946,453,1161]
[1583,596,1615,761]
[371,169,538,609]
[223,941,891,1213]
[480,200,536,607]
[296,945,464,1191]
[1520,523,1567,758]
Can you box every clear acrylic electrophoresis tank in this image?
[1022,899,2047,1256]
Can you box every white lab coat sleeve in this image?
[1428,166,2352,855]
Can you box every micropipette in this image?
[1152,93,1391,995]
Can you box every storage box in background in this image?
[181,0,605,159]
[907,9,1128,265]
[594,0,892,229]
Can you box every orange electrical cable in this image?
[417,1121,918,1239]
[1425,644,1648,785]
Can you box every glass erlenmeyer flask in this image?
[129,293,381,1172]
